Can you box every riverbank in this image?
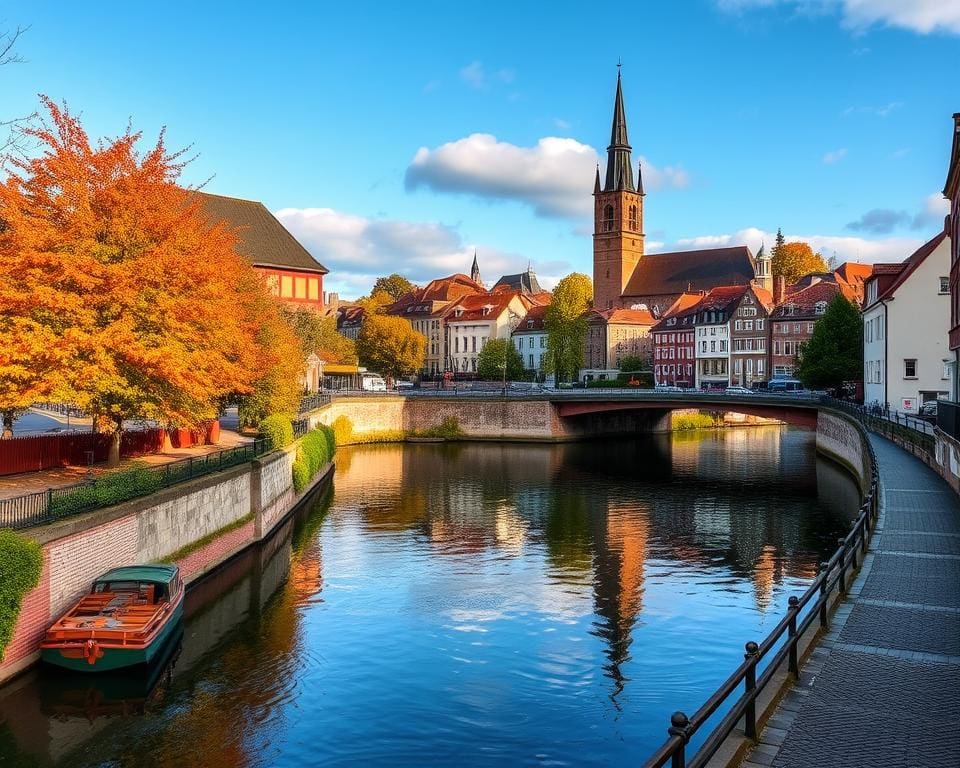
[0,435,334,684]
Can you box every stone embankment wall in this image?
[815,410,872,493]
[933,430,960,493]
[0,443,328,684]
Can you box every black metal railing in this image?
[823,396,934,456]
[0,438,269,531]
[642,416,880,768]
[936,400,960,441]
[292,418,310,438]
[298,393,331,414]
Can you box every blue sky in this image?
[3,0,959,297]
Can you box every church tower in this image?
[754,243,772,293]
[470,250,481,285]
[593,71,645,310]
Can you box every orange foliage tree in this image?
[771,241,828,283]
[0,98,302,459]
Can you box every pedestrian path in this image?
[742,435,960,768]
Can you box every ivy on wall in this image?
[0,530,43,661]
[292,425,336,493]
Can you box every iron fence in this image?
[642,418,880,768]
[297,393,331,414]
[823,396,934,455]
[937,400,960,441]
[0,438,269,531]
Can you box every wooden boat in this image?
[40,565,184,672]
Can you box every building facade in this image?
[512,305,549,374]
[729,287,772,387]
[863,231,952,412]
[946,113,960,400]
[445,292,536,374]
[584,308,656,371]
[652,294,702,387]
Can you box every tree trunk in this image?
[107,420,123,467]
[1,410,13,440]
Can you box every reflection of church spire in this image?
[589,499,649,703]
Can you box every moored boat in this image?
[40,564,184,673]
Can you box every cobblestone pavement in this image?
[743,436,960,768]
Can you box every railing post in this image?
[849,521,859,570]
[787,596,800,677]
[860,508,869,554]
[744,641,759,740]
[838,537,848,593]
[818,561,830,629]
[667,711,690,768]
[46,487,53,521]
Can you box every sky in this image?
[2,0,959,299]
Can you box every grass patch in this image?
[160,512,254,564]
[410,416,464,440]
[672,411,724,431]
[0,530,43,661]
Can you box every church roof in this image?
[622,247,755,299]
[494,270,543,295]
[194,192,328,275]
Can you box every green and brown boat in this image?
[40,565,185,673]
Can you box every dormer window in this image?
[814,301,827,315]
[455,307,464,317]
[527,319,534,328]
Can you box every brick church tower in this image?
[593,71,645,310]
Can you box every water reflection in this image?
[0,429,859,767]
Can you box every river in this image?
[0,426,859,767]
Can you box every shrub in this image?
[0,530,43,660]
[292,457,310,493]
[49,466,165,518]
[260,414,294,450]
[292,425,337,493]
[672,411,723,431]
[331,415,353,446]
[416,416,464,439]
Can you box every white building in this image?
[862,230,952,412]
[693,287,747,388]
[445,290,536,374]
[512,304,549,374]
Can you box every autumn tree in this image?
[772,241,828,283]
[372,274,417,302]
[356,289,394,316]
[0,98,303,461]
[356,315,426,381]
[795,294,863,392]
[284,307,356,364]
[476,338,524,381]
[544,273,592,382]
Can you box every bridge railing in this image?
[297,393,331,414]
[641,415,880,768]
[822,396,934,455]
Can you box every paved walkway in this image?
[744,435,960,768]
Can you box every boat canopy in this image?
[94,565,179,586]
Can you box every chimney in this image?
[774,276,786,305]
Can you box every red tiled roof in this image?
[389,273,484,316]
[513,304,549,333]
[622,247,755,298]
[606,308,657,325]
[446,290,532,322]
[771,281,845,319]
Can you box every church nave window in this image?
[603,204,615,232]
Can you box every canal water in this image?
[0,427,859,768]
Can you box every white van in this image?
[360,373,387,392]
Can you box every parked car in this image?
[654,384,684,393]
[767,378,804,393]
[919,400,939,423]
[725,386,753,395]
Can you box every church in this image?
[592,73,769,316]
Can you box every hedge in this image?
[293,425,336,493]
[0,530,43,661]
[260,414,294,449]
[49,466,165,518]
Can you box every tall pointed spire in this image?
[604,69,634,192]
[470,250,481,285]
[594,164,601,194]
[636,161,645,196]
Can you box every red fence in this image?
[0,429,166,476]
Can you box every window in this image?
[756,319,764,331]
[529,337,534,348]
[603,204,615,232]
[944,361,951,380]
[774,340,781,355]
[784,341,793,356]
[878,316,884,340]
[265,275,280,296]
[940,276,950,294]
[735,359,742,374]
[629,205,638,230]
[529,354,534,368]
[280,275,293,298]
[757,359,764,374]
[540,337,545,348]
[904,359,917,378]
[295,277,307,299]
[793,323,801,334]
[472,336,476,352]
[745,320,753,331]
[710,340,716,352]
[701,341,707,352]
[807,323,815,334]
[747,359,753,374]
[720,340,727,352]
[814,301,827,315]
[735,320,743,331]
[455,337,460,353]
[308,279,320,301]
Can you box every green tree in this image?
[618,354,645,372]
[477,338,524,380]
[283,307,356,364]
[772,241,828,283]
[372,274,417,301]
[544,273,592,382]
[771,227,786,264]
[795,294,863,391]
[356,314,426,381]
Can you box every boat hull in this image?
[41,602,184,673]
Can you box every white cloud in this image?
[553,117,571,131]
[405,133,689,218]
[843,101,903,117]
[715,0,960,35]
[822,147,848,164]
[459,61,515,90]
[274,206,561,299]
[912,191,950,229]
[661,226,924,265]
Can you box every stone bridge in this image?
[308,391,828,442]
